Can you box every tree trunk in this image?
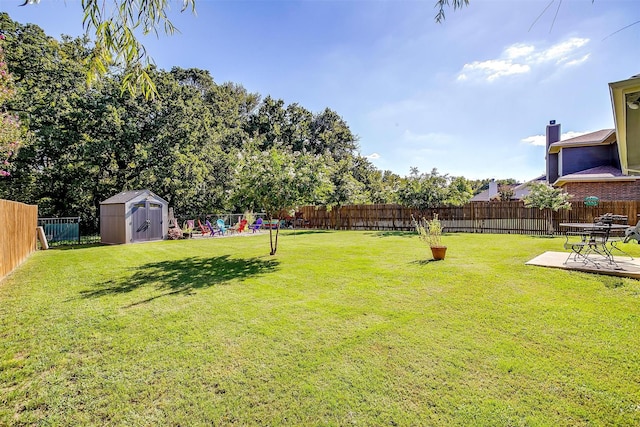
[546,208,555,235]
[268,214,280,255]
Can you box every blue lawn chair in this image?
[216,219,228,235]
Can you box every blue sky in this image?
[2,0,639,181]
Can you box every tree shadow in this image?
[365,231,414,238]
[79,255,279,305]
[281,229,331,235]
[51,243,106,251]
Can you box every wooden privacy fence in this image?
[1,199,38,280]
[299,201,640,235]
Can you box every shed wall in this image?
[100,204,126,244]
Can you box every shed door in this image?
[131,201,164,242]
[148,203,163,240]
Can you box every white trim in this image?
[554,175,640,186]
[558,149,563,177]
[610,77,640,176]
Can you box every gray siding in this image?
[100,204,127,244]
[547,153,559,183]
[100,189,169,244]
[561,145,618,176]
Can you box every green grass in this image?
[2,231,640,426]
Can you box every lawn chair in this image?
[230,219,248,234]
[198,219,213,237]
[183,220,196,237]
[250,217,263,233]
[205,219,219,236]
[216,218,228,235]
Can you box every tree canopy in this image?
[0,32,23,177]
[231,145,329,255]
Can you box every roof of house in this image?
[553,165,640,186]
[101,189,168,205]
[470,175,546,202]
[548,129,616,154]
[470,189,493,202]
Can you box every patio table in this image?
[560,222,629,269]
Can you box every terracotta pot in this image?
[430,246,447,260]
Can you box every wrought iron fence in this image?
[37,217,100,247]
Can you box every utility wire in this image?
[550,0,563,33]
[528,0,555,32]
[602,20,640,41]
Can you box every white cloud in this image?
[521,130,592,146]
[534,37,590,64]
[564,53,591,67]
[365,152,381,160]
[505,44,535,59]
[457,37,590,83]
[458,60,530,82]
[521,135,546,146]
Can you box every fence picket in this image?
[1,199,38,280]
[299,201,640,234]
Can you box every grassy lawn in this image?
[2,231,640,426]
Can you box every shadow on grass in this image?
[79,255,279,305]
[281,229,332,235]
[53,243,106,251]
[365,231,414,238]
[411,259,442,265]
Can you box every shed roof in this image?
[100,189,168,205]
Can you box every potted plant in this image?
[412,213,447,260]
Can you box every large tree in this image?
[398,167,450,209]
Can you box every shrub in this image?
[412,214,443,247]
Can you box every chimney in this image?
[546,120,561,149]
[546,120,561,184]
[488,179,498,198]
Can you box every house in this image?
[544,74,640,200]
[470,176,545,202]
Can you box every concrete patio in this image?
[526,251,640,279]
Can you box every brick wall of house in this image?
[563,181,640,201]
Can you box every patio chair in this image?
[198,219,213,237]
[216,219,228,235]
[230,219,248,234]
[623,221,640,244]
[600,220,635,260]
[563,232,590,265]
[205,219,219,236]
[182,220,197,237]
[250,217,263,233]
